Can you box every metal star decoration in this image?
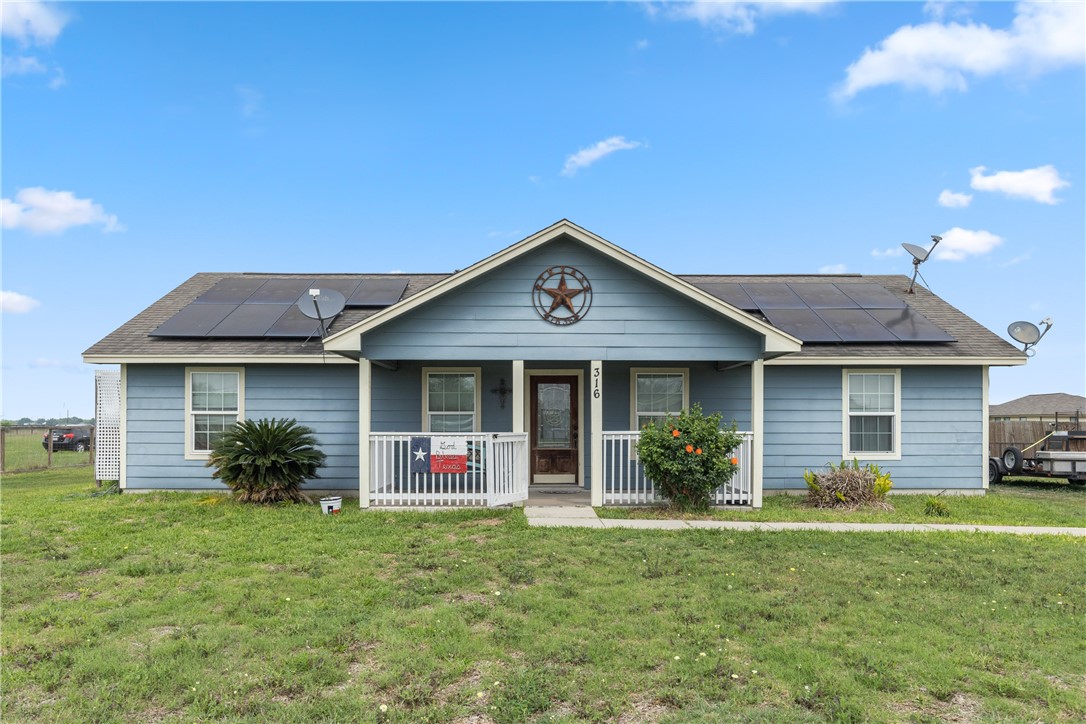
[542,273,583,314]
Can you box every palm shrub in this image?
[206,418,326,504]
[636,404,744,511]
[803,459,893,509]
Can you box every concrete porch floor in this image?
[526,484,592,507]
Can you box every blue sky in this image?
[2,0,1083,418]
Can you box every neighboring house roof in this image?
[84,221,1026,365]
[989,393,1086,417]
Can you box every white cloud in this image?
[1,290,41,314]
[932,227,1004,261]
[818,263,848,274]
[937,189,973,208]
[236,85,263,119]
[871,247,905,258]
[562,136,643,177]
[1,187,124,235]
[1,0,69,45]
[635,38,650,51]
[1,54,46,77]
[651,1,835,35]
[836,2,1085,100]
[1001,252,1032,267]
[969,164,1069,204]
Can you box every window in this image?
[423,368,480,432]
[843,369,900,460]
[185,368,243,459]
[631,369,689,430]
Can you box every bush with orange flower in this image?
[636,404,744,510]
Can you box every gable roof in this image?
[83,220,1026,366]
[990,393,1086,417]
[321,220,802,356]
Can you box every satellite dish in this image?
[901,235,942,294]
[1007,317,1053,357]
[296,288,346,337]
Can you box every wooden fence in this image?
[0,426,95,473]
[989,416,1082,457]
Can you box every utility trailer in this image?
[989,430,1086,485]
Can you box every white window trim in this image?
[185,366,245,460]
[841,368,901,462]
[629,368,690,431]
[421,367,482,433]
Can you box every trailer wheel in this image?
[1001,447,1024,475]
[988,458,1003,486]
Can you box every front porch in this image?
[363,429,755,508]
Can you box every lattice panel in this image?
[95,370,121,482]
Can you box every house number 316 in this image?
[592,366,601,399]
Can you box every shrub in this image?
[206,418,326,504]
[924,494,951,518]
[636,404,744,511]
[803,459,893,509]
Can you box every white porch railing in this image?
[601,430,754,506]
[369,433,529,507]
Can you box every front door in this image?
[530,376,578,483]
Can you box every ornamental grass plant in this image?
[636,404,745,511]
[803,459,893,510]
[206,418,326,504]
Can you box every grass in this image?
[2,429,92,473]
[597,479,1086,527]
[2,468,1084,722]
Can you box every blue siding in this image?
[359,237,763,362]
[763,365,984,491]
[126,364,359,491]
[371,362,513,433]
[601,363,752,431]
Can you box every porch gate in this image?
[369,432,529,507]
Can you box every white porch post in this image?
[512,360,525,434]
[590,360,604,506]
[358,357,372,508]
[751,359,765,508]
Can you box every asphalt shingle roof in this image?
[989,393,1086,416]
[84,270,1024,363]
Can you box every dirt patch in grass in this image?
[617,695,671,723]
[891,692,983,722]
[56,591,81,601]
[458,518,505,528]
[147,625,181,641]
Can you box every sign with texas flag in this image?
[409,436,468,474]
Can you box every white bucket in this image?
[319,496,342,515]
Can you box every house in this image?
[83,220,1027,507]
[989,393,1085,424]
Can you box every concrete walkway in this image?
[523,504,1086,536]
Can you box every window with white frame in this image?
[632,369,688,430]
[844,370,900,459]
[423,369,480,433]
[186,368,243,458]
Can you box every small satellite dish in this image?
[1007,317,1053,357]
[296,288,346,337]
[901,235,942,294]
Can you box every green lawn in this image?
[3,468,1084,722]
[597,479,1086,527]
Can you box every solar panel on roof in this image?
[690,282,758,311]
[263,306,323,337]
[207,303,290,337]
[762,308,842,342]
[150,304,238,337]
[192,278,267,304]
[838,283,906,309]
[308,278,363,300]
[247,279,316,304]
[347,278,409,307]
[789,283,859,309]
[868,308,956,342]
[740,283,805,309]
[815,309,898,342]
